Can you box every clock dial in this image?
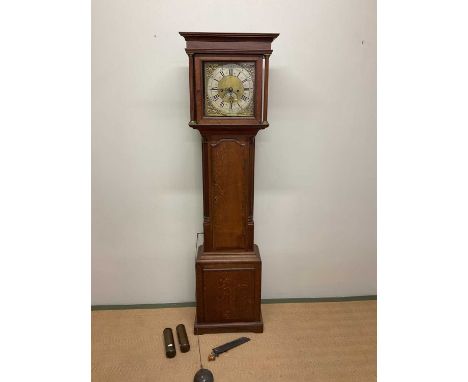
[204,62,255,117]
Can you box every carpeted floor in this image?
[92,301,376,381]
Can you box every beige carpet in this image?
[92,301,376,381]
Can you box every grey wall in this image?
[92,0,376,305]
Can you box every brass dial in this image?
[204,62,255,117]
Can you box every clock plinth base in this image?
[194,312,263,335]
[194,245,263,334]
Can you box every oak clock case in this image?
[180,32,279,335]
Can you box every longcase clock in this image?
[180,32,279,334]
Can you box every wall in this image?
[92,0,376,305]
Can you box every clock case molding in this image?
[180,32,279,334]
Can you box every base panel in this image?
[195,244,263,334]
[194,312,263,334]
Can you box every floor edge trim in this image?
[91,295,377,311]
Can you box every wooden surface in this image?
[92,301,377,382]
[180,32,278,334]
[201,134,256,251]
[180,32,279,55]
[195,245,263,334]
